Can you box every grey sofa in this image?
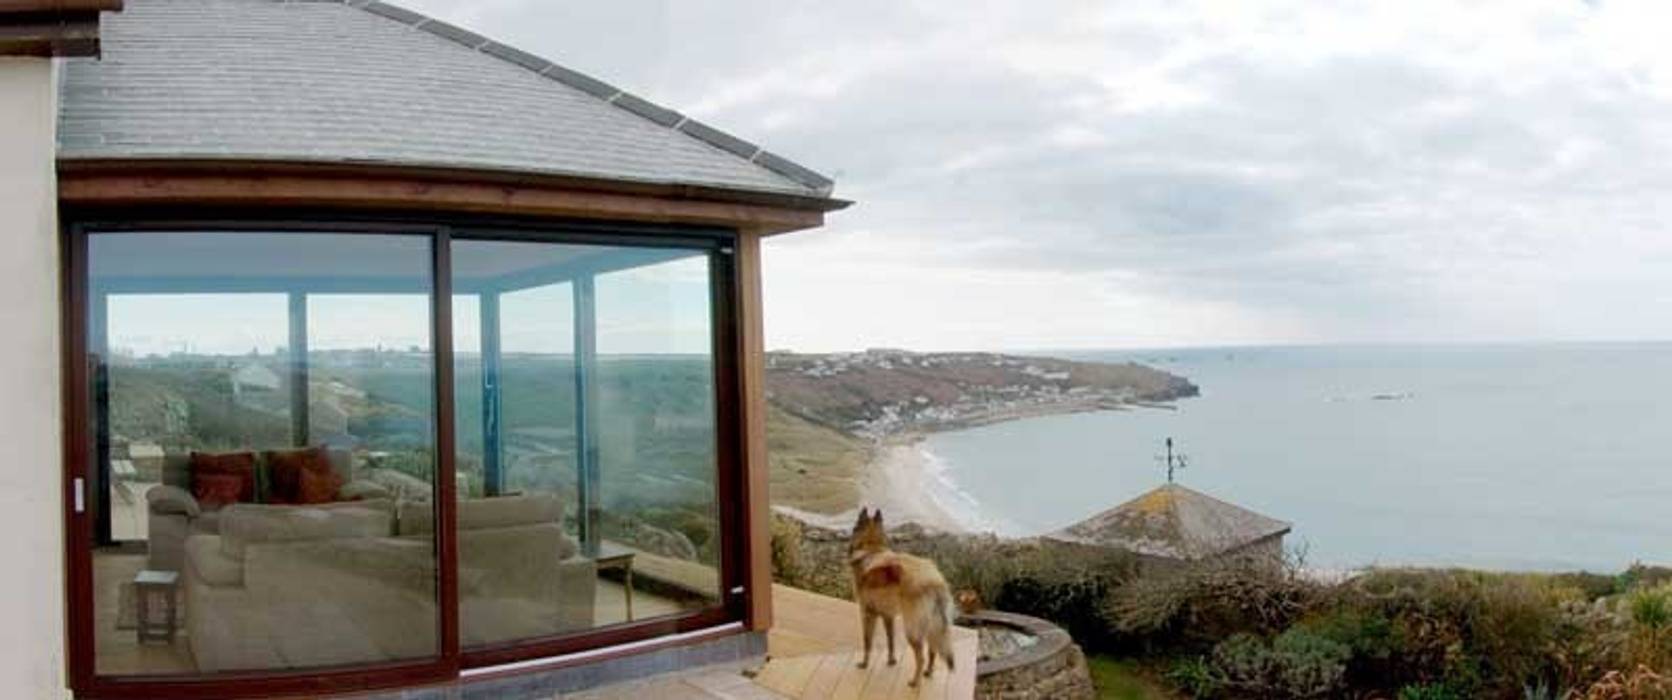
[183,493,596,672]
[144,448,390,572]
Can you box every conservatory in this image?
[0,0,843,697]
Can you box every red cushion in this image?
[192,473,247,510]
[265,446,334,504]
[189,451,256,508]
[297,466,345,505]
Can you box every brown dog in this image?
[847,508,956,687]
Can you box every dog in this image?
[847,507,956,687]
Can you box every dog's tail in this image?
[932,587,956,671]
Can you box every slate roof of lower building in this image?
[58,0,834,198]
[1047,483,1291,560]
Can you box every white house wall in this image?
[0,57,69,699]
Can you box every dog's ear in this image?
[854,507,870,529]
[872,509,884,528]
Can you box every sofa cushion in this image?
[398,493,563,536]
[219,499,396,559]
[190,509,224,535]
[264,446,336,505]
[184,535,244,587]
[193,473,246,510]
[338,479,393,502]
[189,451,257,509]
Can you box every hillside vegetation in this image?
[763,349,1198,514]
[767,349,1198,438]
[772,512,1672,700]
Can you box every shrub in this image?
[1577,666,1672,700]
[1164,656,1223,698]
[1207,629,1350,699]
[1397,681,1466,700]
[1618,564,1672,593]
[1270,628,1353,697]
[988,554,1132,649]
[1333,569,1569,695]
[1550,598,1630,693]
[1296,608,1399,689]
[1624,584,1672,670]
[1106,556,1320,653]
[769,514,804,584]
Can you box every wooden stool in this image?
[134,569,179,644]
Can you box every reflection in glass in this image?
[88,232,439,676]
[451,239,722,647]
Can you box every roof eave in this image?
[57,156,853,213]
[0,0,121,57]
[56,157,848,235]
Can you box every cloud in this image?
[397,0,1672,350]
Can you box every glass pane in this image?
[451,239,722,648]
[594,255,721,600]
[88,232,440,677]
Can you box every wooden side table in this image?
[134,569,179,644]
[595,542,636,622]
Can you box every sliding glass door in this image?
[84,232,443,678]
[68,220,740,696]
[450,238,726,652]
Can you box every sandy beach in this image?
[853,438,983,533]
[773,437,982,533]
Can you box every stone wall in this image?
[964,611,1096,700]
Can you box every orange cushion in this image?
[189,451,257,508]
[264,446,335,504]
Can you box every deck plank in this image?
[758,584,977,699]
[799,650,850,700]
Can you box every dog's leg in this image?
[906,637,925,688]
[858,610,876,668]
[883,616,898,666]
[925,646,937,678]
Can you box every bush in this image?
[1625,584,1672,670]
[1396,681,1466,700]
[984,546,1134,649]
[1331,569,1570,695]
[1618,564,1672,593]
[1164,656,1223,698]
[1577,666,1672,700]
[1207,629,1350,699]
[1107,557,1320,653]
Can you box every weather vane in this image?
[1156,437,1189,484]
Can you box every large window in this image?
[70,223,739,693]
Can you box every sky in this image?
[383,0,1672,352]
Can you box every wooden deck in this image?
[755,585,978,700]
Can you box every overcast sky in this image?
[398,0,1672,352]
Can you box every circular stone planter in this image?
[957,610,1095,700]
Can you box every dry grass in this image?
[766,404,871,514]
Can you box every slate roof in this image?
[57,0,835,199]
[1047,484,1291,560]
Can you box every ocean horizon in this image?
[919,341,1672,572]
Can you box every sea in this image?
[919,343,1672,572]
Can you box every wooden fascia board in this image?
[58,160,844,235]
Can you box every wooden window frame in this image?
[60,209,751,699]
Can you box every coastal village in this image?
[766,348,1199,439]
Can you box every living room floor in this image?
[91,549,687,677]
